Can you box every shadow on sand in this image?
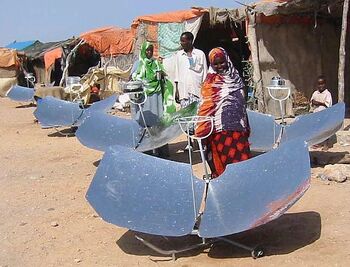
[116,211,321,261]
[47,127,77,138]
[15,103,36,109]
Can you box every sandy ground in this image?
[1,97,350,267]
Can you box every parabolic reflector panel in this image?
[34,96,83,128]
[199,139,310,238]
[136,102,199,152]
[281,102,345,146]
[86,145,204,236]
[247,110,281,152]
[85,94,117,113]
[136,124,183,152]
[6,85,34,102]
[76,112,142,151]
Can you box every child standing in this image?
[310,75,334,150]
[310,75,332,113]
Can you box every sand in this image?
[1,97,350,266]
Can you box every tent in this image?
[6,40,41,51]
[243,0,348,116]
[80,26,136,72]
[0,48,18,96]
[121,2,348,116]
[22,39,73,85]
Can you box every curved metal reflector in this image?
[77,102,199,152]
[85,94,117,114]
[77,110,280,153]
[76,112,142,150]
[136,124,183,152]
[6,85,34,102]
[86,145,204,236]
[34,97,83,128]
[33,95,117,129]
[199,139,310,238]
[281,102,345,146]
[247,110,281,152]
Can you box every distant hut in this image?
[0,48,18,96]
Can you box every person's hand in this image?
[175,83,180,104]
[312,99,326,107]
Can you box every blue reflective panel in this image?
[86,145,204,236]
[199,139,310,238]
[76,112,142,151]
[136,124,183,152]
[136,102,199,152]
[6,85,34,102]
[247,110,281,152]
[34,97,83,128]
[281,102,345,146]
[86,94,117,113]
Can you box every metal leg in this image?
[135,235,264,261]
[135,235,216,261]
[218,237,264,259]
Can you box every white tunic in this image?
[174,48,208,100]
[310,89,332,112]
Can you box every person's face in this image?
[180,35,192,51]
[212,55,228,74]
[145,45,153,59]
[317,78,326,92]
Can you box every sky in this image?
[0,0,256,47]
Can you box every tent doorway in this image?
[194,15,250,76]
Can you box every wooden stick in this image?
[247,12,265,112]
[338,0,349,103]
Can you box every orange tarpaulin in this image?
[80,27,135,56]
[131,9,206,29]
[44,47,62,70]
[0,48,18,68]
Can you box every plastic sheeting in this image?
[80,27,135,56]
[0,48,18,68]
[87,139,310,237]
[158,23,184,58]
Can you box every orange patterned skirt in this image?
[205,130,251,178]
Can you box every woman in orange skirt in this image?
[195,47,251,178]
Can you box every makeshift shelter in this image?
[244,0,348,116]
[0,48,19,96]
[127,2,349,116]
[6,40,41,51]
[76,66,130,104]
[128,8,251,98]
[80,26,135,70]
[22,39,73,85]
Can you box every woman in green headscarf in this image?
[131,41,176,126]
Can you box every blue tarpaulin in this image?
[6,40,39,50]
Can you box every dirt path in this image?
[1,97,350,266]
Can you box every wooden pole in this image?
[338,0,349,102]
[247,12,265,112]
